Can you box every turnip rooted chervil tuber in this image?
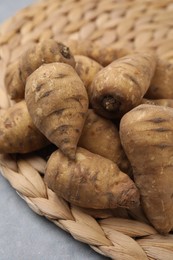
[145,59,173,99]
[120,104,173,234]
[5,39,75,100]
[63,39,128,67]
[25,62,89,160]
[74,55,103,94]
[44,147,139,209]
[89,51,156,119]
[0,100,49,153]
[78,109,131,174]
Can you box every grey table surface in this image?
[0,1,108,259]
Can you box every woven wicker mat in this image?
[0,0,173,259]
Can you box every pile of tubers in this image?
[2,39,173,234]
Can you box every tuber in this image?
[75,55,102,94]
[89,51,157,119]
[44,147,139,209]
[120,104,173,233]
[5,39,75,100]
[25,62,89,160]
[78,109,131,174]
[145,59,173,99]
[0,100,49,153]
[64,39,128,66]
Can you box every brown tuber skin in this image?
[25,62,89,160]
[145,59,173,99]
[5,39,75,100]
[89,51,157,119]
[44,147,140,209]
[74,55,103,94]
[142,98,173,108]
[0,100,49,153]
[78,109,131,174]
[64,39,128,66]
[120,104,173,234]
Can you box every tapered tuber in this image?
[5,39,75,100]
[25,62,89,160]
[89,51,157,119]
[120,104,173,233]
[44,147,139,209]
[0,100,49,153]
[78,109,131,174]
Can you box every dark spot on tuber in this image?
[79,174,88,184]
[66,95,84,107]
[19,67,22,80]
[61,138,70,144]
[49,124,71,137]
[42,90,52,98]
[156,143,172,149]
[47,108,65,117]
[59,43,71,59]
[149,117,167,124]
[79,112,86,119]
[120,61,135,67]
[123,73,140,89]
[54,73,67,79]
[102,95,121,112]
[75,128,80,133]
[154,127,170,132]
[57,125,69,134]
[36,83,44,92]
[38,90,53,101]
[25,65,33,76]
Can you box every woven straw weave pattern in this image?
[0,0,173,259]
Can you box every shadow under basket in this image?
[0,0,173,259]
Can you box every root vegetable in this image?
[5,39,75,100]
[145,59,173,99]
[4,60,23,101]
[0,100,49,153]
[75,55,102,93]
[44,147,140,209]
[120,104,173,234]
[78,109,131,174]
[64,39,128,66]
[89,51,157,119]
[25,62,89,160]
